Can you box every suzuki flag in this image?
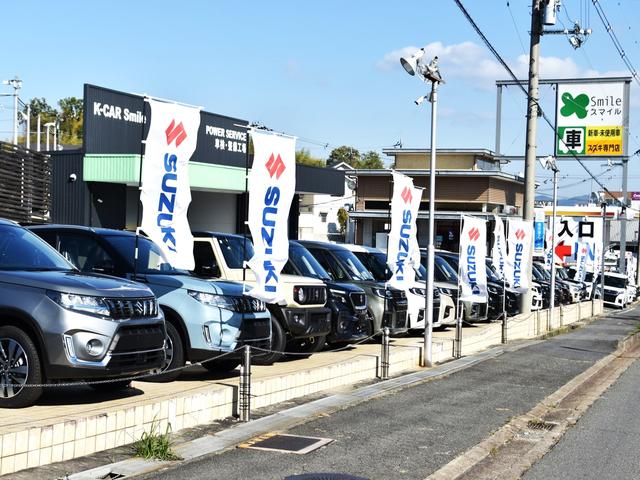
[459,216,488,303]
[386,172,423,290]
[492,214,507,280]
[505,219,533,293]
[141,99,200,270]
[247,130,296,303]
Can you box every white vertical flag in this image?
[141,99,200,270]
[386,172,423,290]
[247,130,296,303]
[492,214,507,279]
[505,219,533,292]
[575,241,589,282]
[459,216,488,303]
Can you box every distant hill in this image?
[535,192,593,206]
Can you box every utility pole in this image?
[521,0,543,312]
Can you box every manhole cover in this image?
[527,420,557,431]
[239,433,333,454]
[285,475,369,480]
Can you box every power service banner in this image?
[141,99,200,270]
[386,172,423,290]
[505,219,533,293]
[492,214,507,280]
[247,130,296,303]
[459,216,488,303]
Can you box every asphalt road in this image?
[523,332,640,480]
[142,307,640,480]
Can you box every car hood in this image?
[325,281,365,294]
[145,274,244,296]
[0,270,153,298]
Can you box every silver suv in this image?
[0,220,166,408]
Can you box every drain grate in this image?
[96,472,126,480]
[527,420,557,431]
[238,432,334,454]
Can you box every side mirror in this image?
[196,264,221,278]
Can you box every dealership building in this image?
[51,84,344,236]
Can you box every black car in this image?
[299,241,408,336]
[284,242,369,345]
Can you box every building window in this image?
[320,212,328,223]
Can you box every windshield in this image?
[353,251,390,282]
[557,268,569,280]
[605,275,627,289]
[0,225,74,271]
[533,264,551,281]
[332,250,374,281]
[217,236,254,269]
[421,255,459,283]
[486,263,501,282]
[105,235,188,275]
[584,272,594,282]
[284,245,330,280]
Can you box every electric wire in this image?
[452,0,638,212]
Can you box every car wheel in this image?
[0,326,43,408]
[253,317,285,365]
[147,321,184,383]
[285,334,327,359]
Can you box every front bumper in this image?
[278,306,332,339]
[463,300,488,322]
[327,302,368,343]
[37,299,167,380]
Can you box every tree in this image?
[358,150,384,169]
[57,97,83,145]
[337,207,349,234]
[295,148,326,167]
[327,145,361,168]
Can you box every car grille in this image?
[108,349,165,371]
[105,297,158,320]
[112,324,166,353]
[349,292,367,310]
[239,318,271,341]
[236,296,267,313]
[296,286,327,305]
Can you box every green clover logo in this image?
[560,92,589,119]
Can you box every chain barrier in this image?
[0,345,244,389]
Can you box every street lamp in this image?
[2,76,22,145]
[399,49,444,367]
[540,156,558,328]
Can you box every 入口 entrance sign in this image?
[555,81,627,157]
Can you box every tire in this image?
[253,317,285,365]
[202,359,241,373]
[147,321,184,383]
[285,334,327,359]
[0,325,43,408]
[89,380,131,391]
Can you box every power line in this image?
[506,1,528,54]
[452,0,636,211]
[591,0,640,88]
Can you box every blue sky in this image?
[1,0,639,198]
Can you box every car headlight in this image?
[330,289,349,305]
[47,291,111,318]
[187,290,240,311]
[372,288,393,299]
[409,287,426,296]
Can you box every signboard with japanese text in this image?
[552,217,603,274]
[555,81,627,157]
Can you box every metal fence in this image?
[0,141,51,223]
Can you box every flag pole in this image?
[455,213,464,358]
[133,98,148,282]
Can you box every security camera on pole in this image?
[399,48,444,367]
